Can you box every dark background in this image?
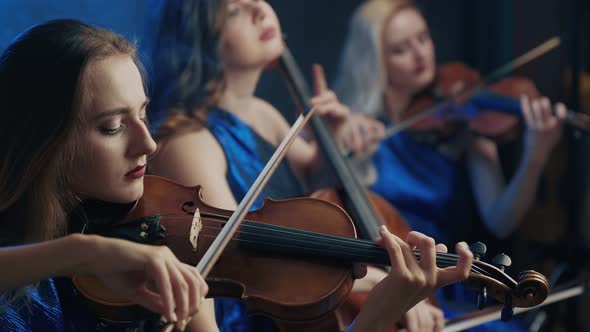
[1,0,589,330]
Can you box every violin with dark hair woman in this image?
[0,19,209,331]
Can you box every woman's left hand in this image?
[521,95,566,166]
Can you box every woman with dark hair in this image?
[0,19,211,331]
[146,0,473,331]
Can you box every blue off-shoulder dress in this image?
[205,107,304,332]
[370,125,527,331]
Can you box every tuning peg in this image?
[477,286,487,309]
[493,253,512,271]
[469,242,487,260]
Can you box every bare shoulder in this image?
[251,97,291,140]
[150,128,227,186]
[253,98,288,122]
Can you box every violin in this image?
[386,38,590,142]
[72,175,550,326]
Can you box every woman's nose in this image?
[131,120,157,157]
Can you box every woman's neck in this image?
[218,66,262,116]
[384,85,412,123]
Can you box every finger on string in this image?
[312,63,328,95]
[378,225,409,272]
[395,232,421,272]
[407,231,436,280]
[435,243,448,253]
[437,241,472,287]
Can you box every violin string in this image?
[158,213,463,259]
[155,214,491,275]
[158,216,490,276]
[158,214,448,256]
[190,232,487,276]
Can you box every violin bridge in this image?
[190,208,203,251]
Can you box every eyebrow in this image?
[93,98,150,121]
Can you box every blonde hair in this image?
[333,0,417,117]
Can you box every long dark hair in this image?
[145,0,227,137]
[0,19,141,246]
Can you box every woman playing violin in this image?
[0,19,210,331]
[334,0,566,330]
[336,0,566,243]
[146,0,473,331]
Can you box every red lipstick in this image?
[259,27,276,41]
[125,165,146,179]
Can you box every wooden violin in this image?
[72,175,549,326]
[400,62,590,142]
[385,37,590,142]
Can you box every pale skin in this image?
[342,8,566,331]
[151,0,473,331]
[0,55,210,332]
[346,7,566,239]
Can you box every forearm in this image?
[0,234,95,291]
[481,154,545,239]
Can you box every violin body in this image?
[74,175,358,324]
[311,188,410,239]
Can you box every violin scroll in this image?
[462,247,549,316]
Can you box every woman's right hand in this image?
[351,227,473,332]
[80,235,208,331]
[337,113,385,155]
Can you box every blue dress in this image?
[370,131,476,245]
[0,204,161,332]
[205,107,304,332]
[370,127,526,331]
[0,280,66,331]
[0,278,113,332]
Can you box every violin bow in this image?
[159,109,316,332]
[397,279,585,332]
[382,37,561,140]
[195,108,316,276]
